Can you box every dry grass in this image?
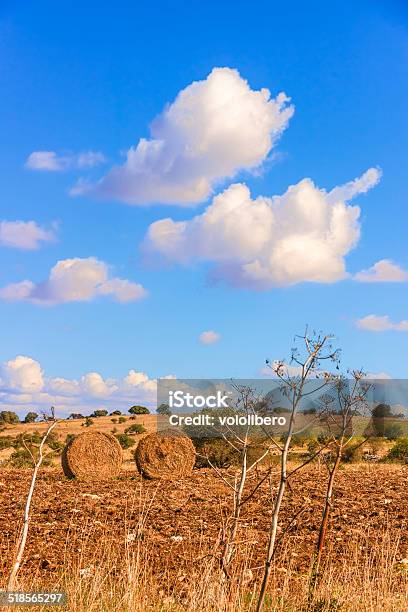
[5,519,408,611]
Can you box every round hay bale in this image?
[135,431,195,480]
[62,431,122,480]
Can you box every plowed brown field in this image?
[1,463,407,583]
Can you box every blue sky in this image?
[0,0,407,415]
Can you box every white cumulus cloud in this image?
[0,220,57,250]
[26,150,106,171]
[81,372,118,397]
[72,67,294,206]
[0,356,44,392]
[144,168,381,289]
[354,259,408,282]
[0,356,170,416]
[356,315,408,332]
[0,257,147,305]
[199,330,221,345]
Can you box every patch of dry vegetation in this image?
[5,527,408,611]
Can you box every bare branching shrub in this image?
[192,385,278,583]
[7,408,58,590]
[308,372,372,597]
[256,329,339,611]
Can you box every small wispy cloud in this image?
[356,314,408,332]
[199,330,221,345]
[0,220,57,250]
[364,371,392,380]
[25,150,106,172]
[354,259,408,283]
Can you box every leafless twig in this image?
[7,408,58,590]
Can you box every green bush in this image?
[115,433,136,449]
[5,431,63,461]
[194,438,239,468]
[83,417,94,427]
[14,432,43,448]
[291,433,309,447]
[118,416,127,423]
[90,409,108,417]
[0,411,20,424]
[24,412,39,423]
[193,438,269,469]
[384,424,403,441]
[8,448,35,467]
[129,405,150,415]
[307,438,320,456]
[0,436,14,450]
[372,403,392,418]
[65,434,76,445]
[8,447,54,468]
[317,432,329,445]
[157,403,171,416]
[343,441,364,463]
[386,437,408,463]
[125,424,146,435]
[46,432,63,452]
